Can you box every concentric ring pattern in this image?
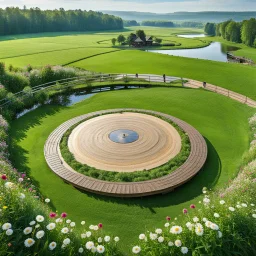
[44,109,207,197]
[68,112,182,172]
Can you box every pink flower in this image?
[183,208,188,214]
[166,216,171,221]
[190,204,196,209]
[98,223,103,228]
[21,173,26,178]
[61,212,67,218]
[28,188,33,192]
[49,212,57,218]
[1,174,7,180]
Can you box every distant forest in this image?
[102,11,256,23]
[124,20,203,28]
[0,7,123,36]
[204,18,256,47]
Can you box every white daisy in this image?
[29,221,36,226]
[195,223,204,236]
[19,193,26,199]
[210,223,219,230]
[164,222,170,228]
[218,231,223,238]
[78,247,84,253]
[81,233,86,239]
[24,238,35,247]
[170,226,183,234]
[36,230,45,239]
[36,215,44,222]
[168,241,174,246]
[98,237,103,243]
[219,200,225,205]
[66,219,71,224]
[63,238,70,245]
[70,222,76,227]
[175,239,182,247]
[132,246,141,254]
[2,223,12,230]
[155,228,162,234]
[45,198,50,203]
[114,237,120,242]
[139,234,146,240]
[252,214,256,218]
[61,227,69,234]
[6,229,13,236]
[86,231,92,237]
[214,213,220,218]
[23,227,33,235]
[81,221,85,225]
[193,217,199,223]
[181,247,189,254]
[186,222,194,231]
[149,232,157,240]
[229,207,235,212]
[85,241,94,250]
[49,242,57,250]
[158,236,164,243]
[97,245,105,254]
[104,236,110,242]
[47,223,56,231]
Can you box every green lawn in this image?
[0,27,208,67]
[9,87,253,251]
[71,49,256,99]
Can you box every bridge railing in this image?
[0,73,180,108]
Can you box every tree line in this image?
[204,18,256,47]
[0,7,123,36]
[141,21,175,27]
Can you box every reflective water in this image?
[147,42,240,62]
[177,34,206,38]
[109,129,139,144]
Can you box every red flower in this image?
[61,212,67,218]
[190,204,196,209]
[1,174,7,180]
[166,216,171,221]
[98,223,103,228]
[183,208,188,214]
[49,212,57,218]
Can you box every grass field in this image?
[0,27,208,67]
[9,87,253,251]
[72,50,256,99]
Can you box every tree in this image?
[155,38,162,44]
[225,21,241,43]
[204,22,216,35]
[220,20,232,39]
[136,30,146,40]
[215,23,221,36]
[241,18,256,47]
[111,38,117,46]
[127,33,135,46]
[117,34,126,45]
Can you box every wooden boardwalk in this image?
[185,79,256,108]
[44,109,207,197]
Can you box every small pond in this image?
[147,42,240,62]
[177,34,206,38]
[16,85,144,119]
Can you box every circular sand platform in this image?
[68,112,182,172]
[44,109,207,197]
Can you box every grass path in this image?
[9,87,253,251]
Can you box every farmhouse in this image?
[131,33,153,47]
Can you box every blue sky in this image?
[0,0,255,12]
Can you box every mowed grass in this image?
[1,48,120,68]
[72,50,256,99]
[9,87,253,251]
[0,27,208,67]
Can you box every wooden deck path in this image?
[185,79,256,108]
[44,109,207,197]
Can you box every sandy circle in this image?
[68,112,182,172]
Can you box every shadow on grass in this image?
[77,137,221,210]
[9,104,63,186]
